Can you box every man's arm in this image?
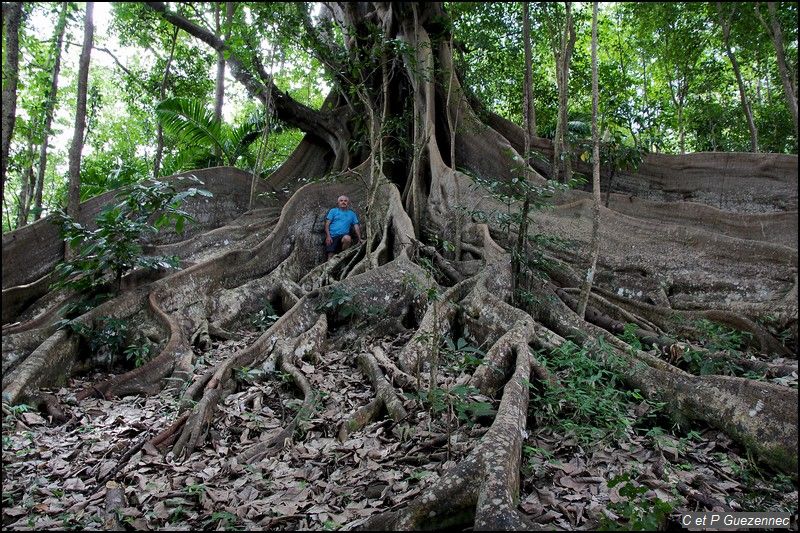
[353,223,362,242]
[324,219,332,245]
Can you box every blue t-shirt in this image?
[326,208,359,237]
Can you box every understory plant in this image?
[52,176,212,294]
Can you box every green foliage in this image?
[441,336,485,373]
[155,97,267,170]
[531,341,650,445]
[250,301,280,331]
[315,287,357,321]
[234,366,265,385]
[202,510,243,531]
[599,473,674,531]
[123,341,153,369]
[408,384,495,426]
[63,317,129,369]
[691,319,751,353]
[52,176,212,294]
[619,323,643,351]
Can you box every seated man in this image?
[324,195,362,260]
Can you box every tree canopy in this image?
[1,1,797,230]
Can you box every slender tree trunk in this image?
[214,5,233,118]
[553,2,575,184]
[757,2,798,134]
[717,3,758,153]
[577,2,601,319]
[153,26,179,178]
[522,3,536,140]
[1,2,24,203]
[445,34,462,260]
[16,134,35,227]
[32,2,69,221]
[66,2,94,221]
[512,1,535,306]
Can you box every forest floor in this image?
[2,323,798,531]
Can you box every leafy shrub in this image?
[52,176,212,294]
[250,301,280,331]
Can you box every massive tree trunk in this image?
[2,3,797,530]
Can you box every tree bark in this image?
[213,2,233,125]
[512,2,535,306]
[153,26,179,179]
[757,2,798,134]
[522,3,536,140]
[716,3,758,153]
[1,2,23,203]
[553,2,575,183]
[577,2,601,319]
[66,2,94,221]
[32,2,69,221]
[15,135,35,228]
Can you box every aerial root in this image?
[397,276,477,375]
[238,314,327,462]
[2,271,60,328]
[557,288,676,352]
[173,309,327,458]
[541,301,799,474]
[411,238,464,284]
[299,243,361,292]
[172,387,225,457]
[558,286,664,335]
[470,319,535,396]
[357,337,539,531]
[369,344,416,390]
[339,349,408,441]
[239,353,315,464]
[591,286,792,357]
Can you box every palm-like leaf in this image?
[227,113,268,165]
[156,97,226,159]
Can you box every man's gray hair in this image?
[338,195,349,201]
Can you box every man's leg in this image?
[325,235,342,261]
[340,235,353,251]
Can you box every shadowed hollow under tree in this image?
[2,2,797,530]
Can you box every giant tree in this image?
[2,3,797,530]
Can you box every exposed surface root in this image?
[339,350,408,441]
[359,335,537,530]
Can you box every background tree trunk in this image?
[553,1,575,183]
[522,3,536,140]
[577,2,601,319]
[758,2,798,134]
[32,2,69,222]
[1,2,23,203]
[717,3,758,153]
[153,26,179,179]
[15,134,35,228]
[213,3,233,136]
[66,2,94,221]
